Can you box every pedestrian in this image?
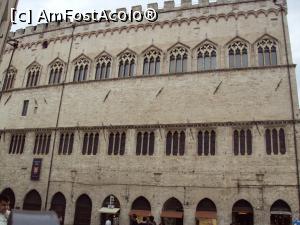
[139,217,147,225]
[149,216,156,225]
[105,216,112,225]
[0,194,10,225]
[131,214,139,225]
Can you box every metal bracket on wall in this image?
[4,94,11,105]
[213,81,223,95]
[275,79,282,91]
[103,90,111,102]
[156,87,164,98]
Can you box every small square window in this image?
[22,100,29,116]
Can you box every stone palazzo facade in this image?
[0,0,299,225]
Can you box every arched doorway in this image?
[161,197,183,225]
[51,192,66,225]
[1,188,15,210]
[74,194,92,225]
[232,199,253,225]
[130,196,152,224]
[195,198,217,225]
[270,200,292,225]
[23,190,42,211]
[99,195,121,225]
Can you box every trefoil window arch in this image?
[228,40,248,68]
[143,48,161,75]
[118,51,136,78]
[169,46,188,73]
[26,63,41,87]
[95,53,111,80]
[49,59,64,85]
[197,43,217,70]
[257,38,278,66]
[73,56,90,82]
[2,67,16,91]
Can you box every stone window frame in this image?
[72,54,91,82]
[2,66,17,91]
[33,132,52,155]
[58,131,75,155]
[142,46,162,76]
[117,49,137,78]
[167,42,190,74]
[135,129,156,156]
[264,126,287,155]
[9,133,26,154]
[165,128,186,156]
[194,40,218,71]
[232,127,253,156]
[48,58,65,85]
[254,35,280,67]
[226,37,250,69]
[82,131,100,155]
[107,130,127,156]
[197,128,217,156]
[94,51,112,80]
[25,62,42,88]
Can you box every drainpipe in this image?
[274,0,300,218]
[44,24,76,210]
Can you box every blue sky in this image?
[11,0,300,99]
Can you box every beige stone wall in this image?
[0,0,299,225]
[0,0,18,62]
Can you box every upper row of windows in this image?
[2,37,279,91]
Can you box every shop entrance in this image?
[232,199,253,225]
[99,195,120,225]
[161,197,184,225]
[270,200,292,225]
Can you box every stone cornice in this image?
[0,119,297,134]
[5,7,282,52]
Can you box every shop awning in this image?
[195,211,217,219]
[161,211,183,219]
[99,207,120,214]
[232,207,253,214]
[129,210,152,217]
[271,211,292,215]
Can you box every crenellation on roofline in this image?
[8,0,284,40]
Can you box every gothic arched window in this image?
[165,130,185,156]
[2,67,16,91]
[233,129,252,155]
[95,53,111,80]
[257,39,278,66]
[58,132,74,155]
[26,63,41,87]
[108,131,126,155]
[265,128,286,155]
[169,46,188,73]
[136,131,155,156]
[197,43,217,70]
[82,132,99,155]
[73,55,90,82]
[143,48,161,75]
[228,40,248,68]
[49,59,64,85]
[198,130,216,156]
[118,51,136,78]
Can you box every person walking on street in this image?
[0,194,10,225]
